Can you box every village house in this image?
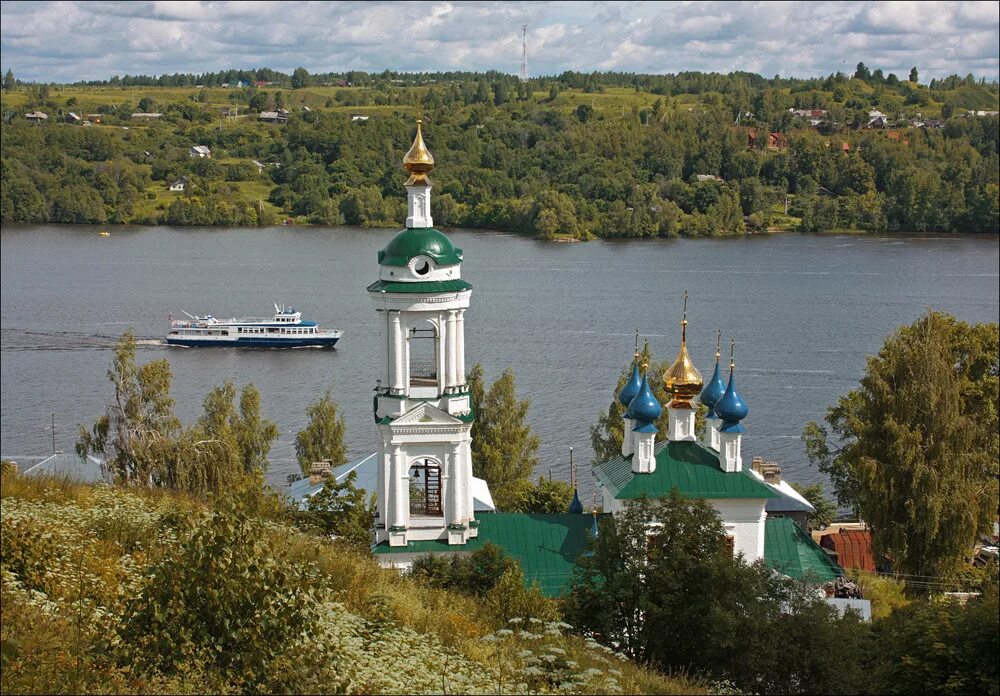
[169,176,188,192]
[131,112,162,120]
[967,110,1000,117]
[24,110,48,123]
[189,145,212,158]
[768,132,789,149]
[65,112,81,123]
[865,110,889,129]
[85,114,102,124]
[790,108,828,126]
[251,159,265,173]
[351,114,370,122]
[258,111,288,124]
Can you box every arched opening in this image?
[408,323,438,388]
[409,458,442,516]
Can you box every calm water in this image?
[2,225,998,499]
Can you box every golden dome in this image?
[403,119,434,186]
[663,292,703,408]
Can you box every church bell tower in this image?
[368,120,478,547]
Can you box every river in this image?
[2,225,997,499]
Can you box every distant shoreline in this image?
[2,222,995,240]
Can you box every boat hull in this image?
[166,335,340,348]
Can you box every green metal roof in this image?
[594,440,778,500]
[378,228,463,267]
[367,279,473,294]
[373,512,595,597]
[764,517,842,582]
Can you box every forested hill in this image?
[1,66,998,236]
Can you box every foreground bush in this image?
[0,474,702,695]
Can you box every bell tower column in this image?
[456,309,466,387]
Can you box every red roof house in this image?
[820,529,875,573]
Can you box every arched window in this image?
[408,324,438,388]
[409,459,442,516]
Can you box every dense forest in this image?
[1,65,998,236]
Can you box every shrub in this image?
[115,505,320,691]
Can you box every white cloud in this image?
[1,0,997,82]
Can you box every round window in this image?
[413,259,431,276]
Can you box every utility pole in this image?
[519,24,528,83]
[570,447,575,488]
[51,412,56,454]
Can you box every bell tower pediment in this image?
[391,401,464,427]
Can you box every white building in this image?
[593,303,826,566]
[369,120,480,548]
[189,145,212,158]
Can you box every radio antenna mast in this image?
[519,24,528,82]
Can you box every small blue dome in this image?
[568,488,584,514]
[618,362,642,407]
[627,375,662,424]
[700,361,726,418]
[715,370,748,433]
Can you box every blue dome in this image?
[618,362,642,407]
[700,361,726,418]
[715,370,748,433]
[568,488,584,514]
[627,375,662,424]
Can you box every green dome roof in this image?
[378,228,463,267]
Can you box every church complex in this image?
[350,122,843,594]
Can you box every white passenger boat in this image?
[166,305,342,348]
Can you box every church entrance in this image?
[409,459,442,516]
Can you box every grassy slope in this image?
[0,473,703,695]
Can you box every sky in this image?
[1,1,998,84]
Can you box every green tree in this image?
[868,583,998,694]
[507,475,575,514]
[302,470,375,550]
[469,367,540,510]
[77,330,181,484]
[909,66,919,84]
[564,492,872,693]
[295,388,347,476]
[791,482,837,530]
[3,68,15,91]
[291,66,311,89]
[803,311,999,581]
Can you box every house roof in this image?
[594,440,778,501]
[762,477,816,514]
[820,529,875,572]
[765,517,842,582]
[373,512,595,596]
[374,511,840,595]
[23,452,109,483]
